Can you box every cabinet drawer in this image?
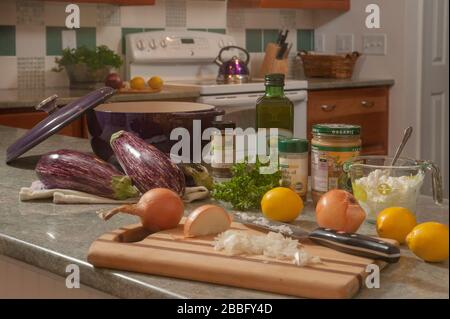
[0,110,82,138]
[308,87,388,121]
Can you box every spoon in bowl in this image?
[390,126,413,166]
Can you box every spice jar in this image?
[211,121,236,183]
[279,138,309,202]
[311,124,361,204]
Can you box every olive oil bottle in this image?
[256,73,294,138]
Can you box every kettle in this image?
[214,46,250,84]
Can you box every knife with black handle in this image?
[308,228,400,263]
[233,214,401,263]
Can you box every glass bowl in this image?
[343,156,442,222]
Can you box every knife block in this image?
[257,43,289,78]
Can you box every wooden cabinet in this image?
[0,109,84,138]
[307,86,390,155]
[228,0,350,10]
[42,0,155,5]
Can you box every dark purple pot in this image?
[86,101,224,162]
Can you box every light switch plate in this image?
[362,34,387,55]
[336,34,354,53]
[314,33,325,52]
[62,30,77,50]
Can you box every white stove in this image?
[126,30,308,137]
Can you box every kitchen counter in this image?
[305,77,395,90]
[0,78,394,109]
[0,125,448,299]
[0,86,200,109]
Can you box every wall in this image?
[312,0,422,159]
[0,0,315,90]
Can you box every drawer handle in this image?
[320,104,336,112]
[361,100,375,108]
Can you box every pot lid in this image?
[6,87,115,163]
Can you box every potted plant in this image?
[53,45,123,89]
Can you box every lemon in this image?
[261,187,303,222]
[148,76,164,90]
[376,207,417,244]
[352,183,367,202]
[130,76,146,90]
[406,222,449,262]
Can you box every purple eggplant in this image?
[110,131,185,196]
[36,149,139,199]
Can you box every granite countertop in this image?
[305,77,395,90]
[0,78,394,109]
[0,86,200,109]
[0,125,448,299]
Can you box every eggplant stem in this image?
[98,204,136,221]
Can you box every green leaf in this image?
[211,159,281,211]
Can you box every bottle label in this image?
[311,144,360,193]
[280,154,308,197]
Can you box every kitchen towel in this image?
[20,181,209,204]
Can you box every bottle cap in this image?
[278,138,309,153]
[265,73,285,86]
[211,120,236,130]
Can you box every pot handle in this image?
[171,109,225,118]
[216,46,250,66]
[419,160,444,205]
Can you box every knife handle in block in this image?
[308,228,401,263]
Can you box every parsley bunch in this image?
[53,45,123,72]
[212,159,281,211]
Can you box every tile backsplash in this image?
[0,0,315,89]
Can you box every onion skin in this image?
[315,190,366,233]
[100,188,184,232]
[110,131,185,196]
[36,149,139,200]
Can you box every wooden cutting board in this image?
[118,87,162,94]
[88,221,396,299]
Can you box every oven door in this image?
[197,90,307,138]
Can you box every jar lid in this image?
[278,138,309,153]
[312,123,361,136]
[211,120,236,130]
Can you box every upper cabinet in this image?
[43,0,155,5]
[228,0,350,10]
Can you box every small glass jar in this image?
[211,121,236,183]
[279,138,309,202]
[311,124,361,205]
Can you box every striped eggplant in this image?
[110,131,185,196]
[36,149,139,200]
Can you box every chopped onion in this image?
[213,230,321,266]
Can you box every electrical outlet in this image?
[362,34,387,55]
[336,34,354,53]
[62,30,77,50]
[314,34,325,52]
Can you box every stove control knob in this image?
[190,50,195,56]
[136,39,145,50]
[160,39,167,48]
[149,39,157,49]
[228,41,234,46]
[218,39,225,48]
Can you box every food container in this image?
[344,156,443,222]
[278,138,309,201]
[6,88,223,165]
[210,120,236,183]
[311,124,361,204]
[87,101,224,162]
